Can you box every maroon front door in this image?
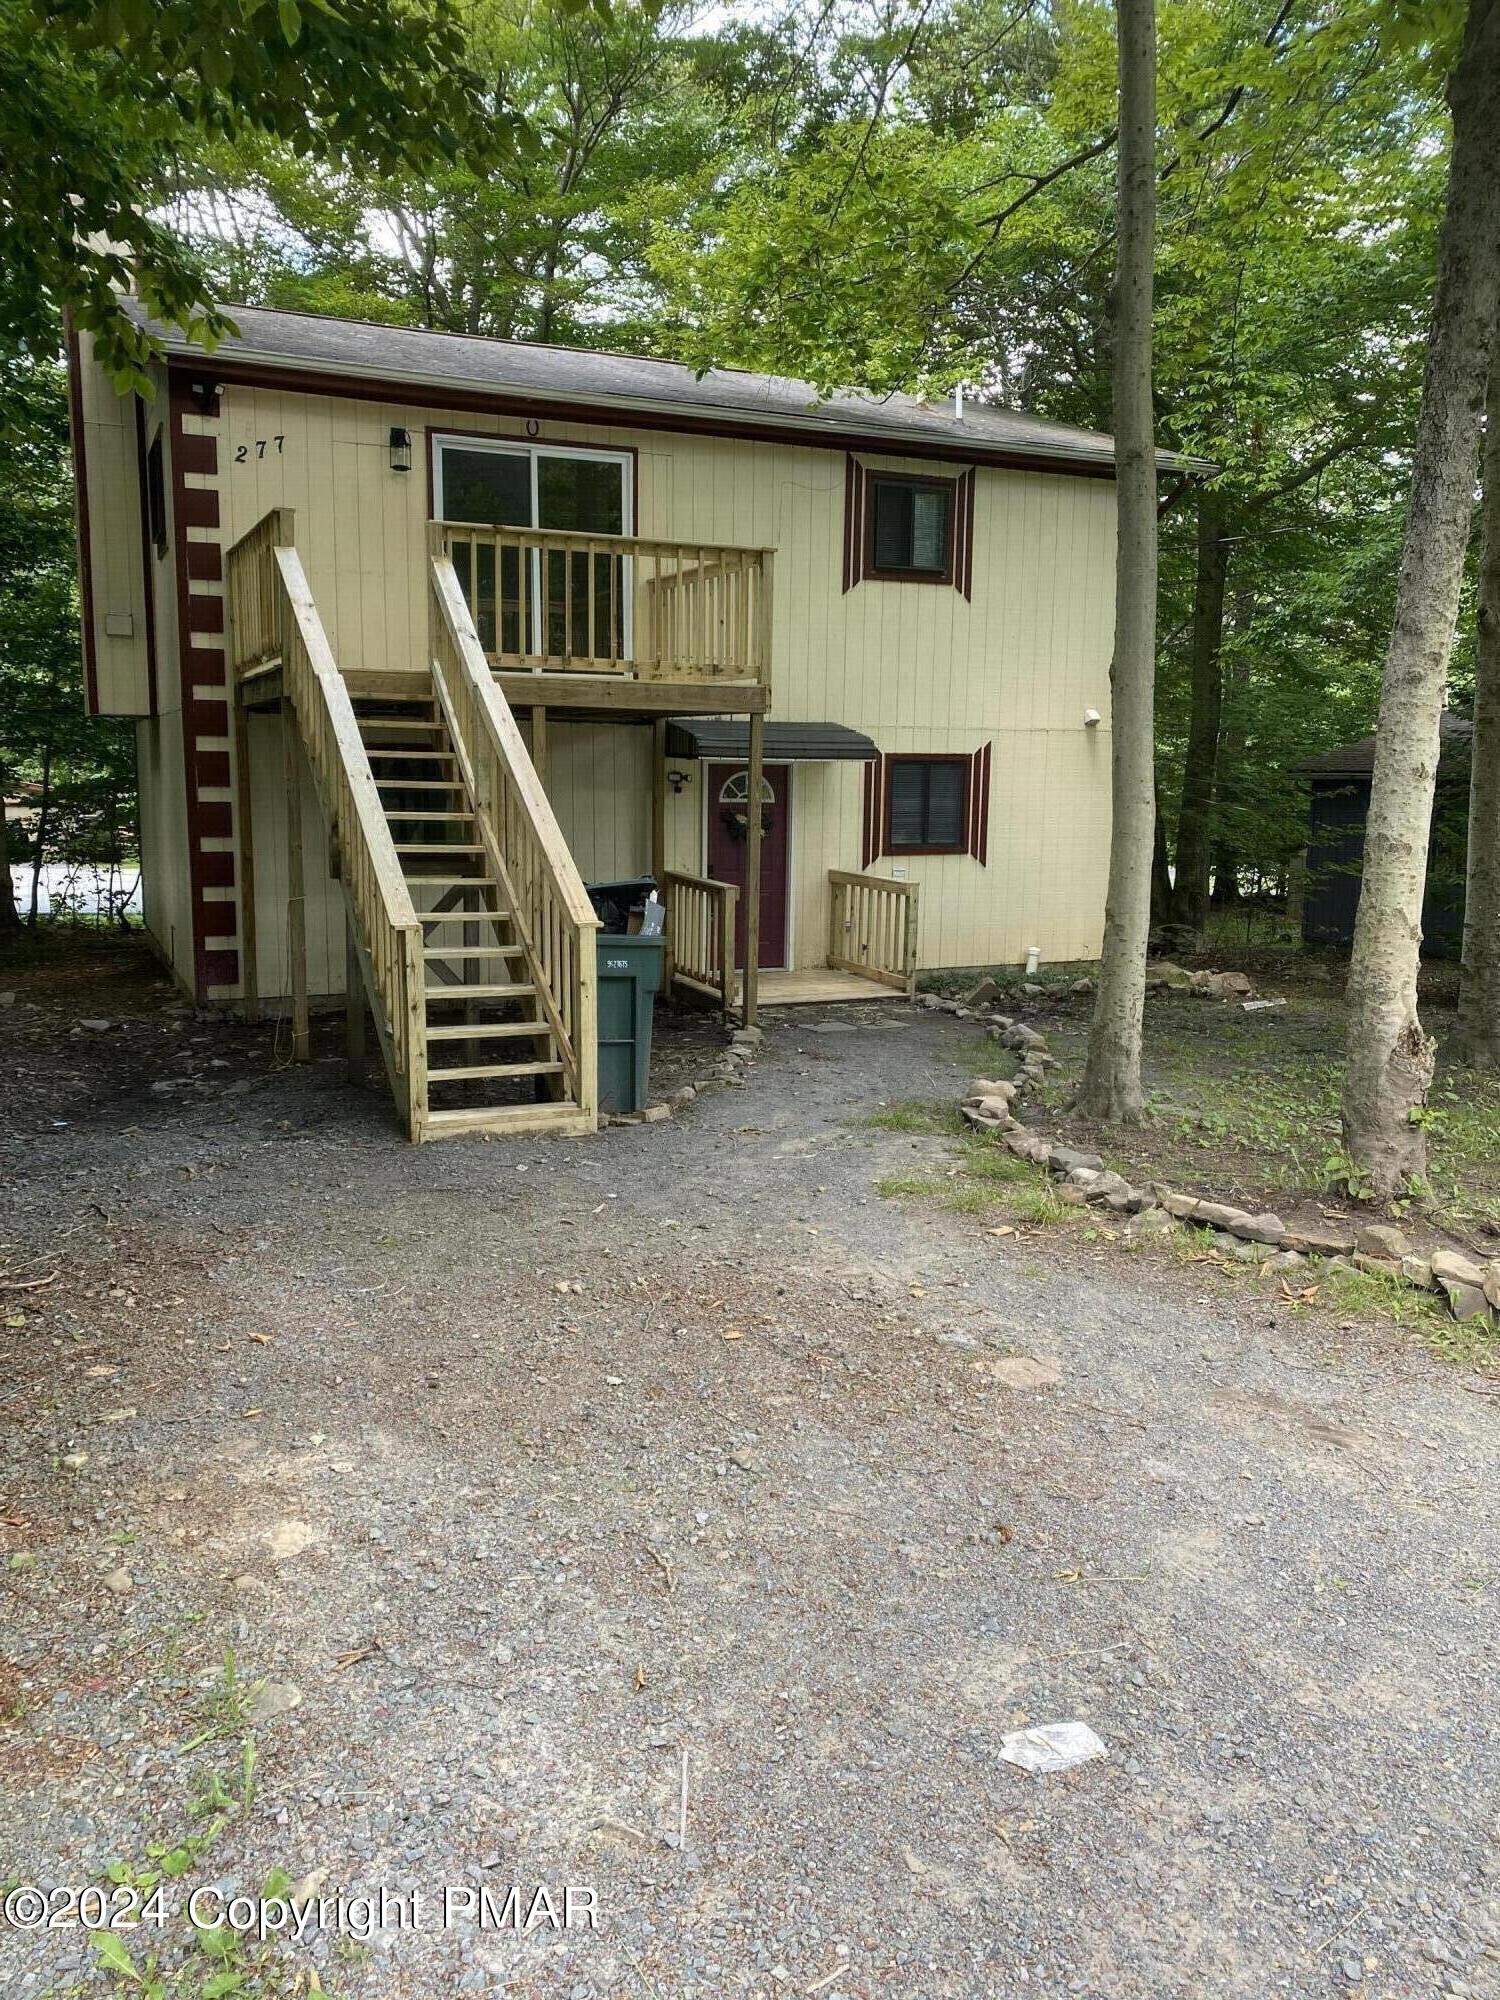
[706,762,790,970]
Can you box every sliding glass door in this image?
[434,436,631,663]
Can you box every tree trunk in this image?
[1342,0,1500,1193]
[1165,484,1228,948]
[0,762,19,939]
[1081,0,1156,1124]
[1459,352,1500,1064]
[28,741,54,926]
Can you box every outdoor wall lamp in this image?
[388,426,412,472]
[666,767,691,794]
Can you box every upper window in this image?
[844,459,973,595]
[868,476,953,580]
[886,756,969,853]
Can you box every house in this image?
[1300,714,1472,953]
[66,302,1195,1139]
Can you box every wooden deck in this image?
[736,968,911,1008]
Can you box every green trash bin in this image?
[595,932,664,1114]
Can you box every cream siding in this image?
[101,369,1115,995]
[72,333,152,717]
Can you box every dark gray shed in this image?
[1300,713,1473,951]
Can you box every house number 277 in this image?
[233,437,285,462]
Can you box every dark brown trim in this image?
[168,379,236,1002]
[970,741,992,864]
[884,752,973,857]
[842,456,860,594]
[862,470,957,585]
[425,424,642,533]
[132,396,160,715]
[63,314,101,715]
[957,468,977,601]
[167,353,1120,482]
[861,753,881,866]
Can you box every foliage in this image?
[0,0,510,388]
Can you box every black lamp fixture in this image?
[388,426,412,473]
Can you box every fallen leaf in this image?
[331,1641,382,1673]
[247,1333,272,1345]
[633,1663,647,1692]
[722,1328,745,1342]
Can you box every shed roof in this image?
[133,300,1207,477]
[1301,711,1473,780]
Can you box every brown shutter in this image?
[843,456,867,593]
[968,741,991,863]
[862,752,887,866]
[956,468,977,600]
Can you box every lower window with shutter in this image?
[885,756,971,855]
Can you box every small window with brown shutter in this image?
[886,756,970,854]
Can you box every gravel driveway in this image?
[2,952,1497,2000]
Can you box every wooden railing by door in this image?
[428,548,600,1123]
[828,870,920,995]
[435,521,773,686]
[225,510,428,1136]
[663,870,738,1021]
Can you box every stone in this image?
[1280,1222,1356,1257]
[247,1681,303,1723]
[965,1078,1018,1103]
[961,1101,1012,1131]
[1485,1264,1500,1311]
[1144,962,1195,992]
[728,1448,758,1473]
[102,1568,134,1595]
[1004,1132,1051,1165]
[1432,1247,1487,1290]
[1124,1205,1177,1239]
[979,1355,1062,1391]
[670,1085,697,1107]
[964,978,1002,1007]
[1002,1023,1048,1053]
[735,1024,763,1046]
[61,1452,89,1471]
[79,1019,112,1033]
[1193,1203,1284,1245]
[1154,1187,1201,1220]
[1209,1230,1260,1263]
[1069,977,1094,996]
[1441,1280,1492,1324]
[1356,1222,1412,1260]
[641,1104,672,1122]
[1047,1145,1104,1175]
[1191,970,1254,999]
[1403,1255,1435,1291]
[1261,1249,1306,1272]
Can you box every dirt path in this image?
[2,950,1498,1999]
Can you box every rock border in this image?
[602,1022,762,1128]
[948,1011,1499,1334]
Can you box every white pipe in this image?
[1026,945,1041,976]
[954,383,965,421]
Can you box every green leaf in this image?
[277,0,301,44]
[92,1929,139,1978]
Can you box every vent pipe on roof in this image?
[953,383,964,421]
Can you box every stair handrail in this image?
[427,540,599,1124]
[225,512,428,1137]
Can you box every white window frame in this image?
[432,435,635,664]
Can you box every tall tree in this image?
[1080,0,1156,1122]
[1341,0,1500,1192]
[1459,353,1500,1063]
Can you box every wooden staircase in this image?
[356,696,573,1134]
[224,507,600,1143]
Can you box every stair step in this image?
[396,843,487,856]
[425,1059,565,1082]
[427,1021,550,1042]
[385,810,475,823]
[423,944,525,959]
[376,780,464,792]
[367,749,455,763]
[424,1101,587,1137]
[359,716,442,732]
[425,981,534,1001]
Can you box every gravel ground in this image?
[2,945,1498,2000]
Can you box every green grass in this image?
[864,1099,965,1135]
[876,1134,1074,1227]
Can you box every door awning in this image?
[665,721,877,763]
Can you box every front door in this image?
[707,762,790,971]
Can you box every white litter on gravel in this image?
[999,1721,1109,1773]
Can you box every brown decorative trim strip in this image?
[63,315,100,715]
[862,752,888,868]
[167,353,1119,482]
[842,456,861,593]
[957,468,977,600]
[970,741,992,864]
[169,377,237,1002]
[131,395,160,713]
[186,542,223,581]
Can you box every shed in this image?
[1300,713,1473,952]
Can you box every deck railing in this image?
[224,511,428,1134]
[663,870,739,1021]
[428,546,600,1121]
[225,506,295,677]
[828,870,920,995]
[435,521,773,685]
